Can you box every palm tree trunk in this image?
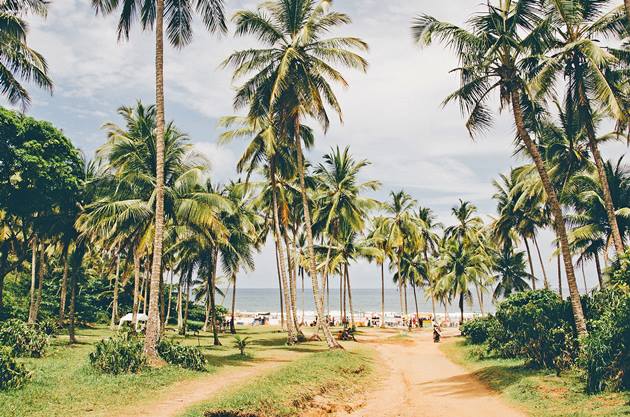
[203,280,211,332]
[523,237,536,290]
[578,86,624,254]
[403,283,408,317]
[342,272,347,323]
[210,248,221,346]
[581,263,588,294]
[58,242,70,323]
[412,281,419,325]
[110,253,121,329]
[176,271,183,332]
[273,241,285,330]
[423,249,437,320]
[183,267,191,336]
[284,233,301,334]
[165,271,173,325]
[626,0,630,27]
[339,276,342,323]
[294,126,339,348]
[302,268,305,325]
[68,263,78,344]
[459,292,464,325]
[144,0,166,360]
[398,282,404,319]
[33,245,45,323]
[533,235,549,289]
[511,89,587,336]
[380,262,385,328]
[28,236,37,324]
[594,253,604,289]
[345,264,355,328]
[475,283,485,316]
[230,272,236,334]
[557,244,563,298]
[270,164,296,343]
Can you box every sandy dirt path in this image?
[107,350,300,417]
[337,329,526,417]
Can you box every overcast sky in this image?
[7,0,627,290]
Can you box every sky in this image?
[6,0,627,290]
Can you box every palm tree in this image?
[0,0,52,108]
[92,0,227,359]
[415,207,442,319]
[532,0,628,254]
[225,0,368,349]
[413,1,588,335]
[491,245,532,300]
[365,217,389,327]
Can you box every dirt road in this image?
[337,329,526,417]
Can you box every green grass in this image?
[0,325,326,417]
[180,347,374,417]
[441,338,630,417]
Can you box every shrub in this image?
[89,334,146,374]
[233,335,250,356]
[36,318,60,337]
[581,284,630,393]
[158,339,206,371]
[460,316,497,345]
[0,347,31,390]
[488,290,578,370]
[0,319,48,357]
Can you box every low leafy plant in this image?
[158,339,206,371]
[460,315,497,345]
[0,347,31,390]
[581,283,630,393]
[233,335,250,356]
[36,318,60,337]
[0,319,48,357]
[88,334,146,374]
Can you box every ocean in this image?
[218,287,490,315]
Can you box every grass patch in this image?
[181,347,373,417]
[0,325,324,417]
[441,338,630,417]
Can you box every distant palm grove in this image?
[1,0,630,399]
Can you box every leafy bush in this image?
[36,318,60,337]
[0,319,48,357]
[0,347,31,390]
[488,290,578,370]
[158,339,206,371]
[233,335,250,356]
[460,316,497,345]
[89,334,146,374]
[581,284,630,393]
[609,250,630,286]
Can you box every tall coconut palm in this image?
[225,0,368,349]
[365,217,389,328]
[0,0,52,108]
[92,0,226,359]
[532,0,628,254]
[413,1,588,335]
[415,207,442,319]
[491,245,532,300]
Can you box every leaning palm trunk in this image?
[273,242,285,330]
[294,131,339,348]
[144,0,166,360]
[533,235,549,289]
[176,272,183,331]
[68,266,78,344]
[423,250,437,320]
[270,165,296,343]
[132,249,141,327]
[110,253,121,329]
[511,89,587,336]
[58,242,70,322]
[380,262,385,328]
[345,264,355,328]
[284,233,301,334]
[209,249,221,346]
[412,281,419,324]
[458,292,464,325]
[523,237,536,290]
[557,244,563,298]
[595,253,604,289]
[28,237,37,324]
[230,272,237,334]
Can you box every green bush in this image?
[233,335,250,356]
[488,290,578,370]
[89,334,146,374]
[36,318,60,337]
[0,347,31,390]
[581,284,630,393]
[158,339,206,371]
[0,319,48,357]
[460,316,497,345]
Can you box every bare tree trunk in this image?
[403,282,408,317]
[345,264,355,328]
[557,244,563,298]
[33,245,46,323]
[594,253,604,289]
[533,235,549,289]
[511,89,587,336]
[380,262,385,328]
[68,263,77,344]
[423,249,437,320]
[58,242,70,323]
[342,272,347,323]
[301,268,305,325]
[144,0,166,361]
[459,292,464,325]
[176,271,183,332]
[284,233,301,334]
[523,237,536,290]
[110,253,121,329]
[132,249,141,328]
[294,127,339,348]
[165,272,173,325]
[183,268,191,336]
[412,281,419,325]
[270,163,296,343]
[203,279,211,332]
[230,272,237,334]
[210,248,221,346]
[581,263,588,294]
[28,236,37,324]
[339,276,342,323]
[273,242,285,330]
